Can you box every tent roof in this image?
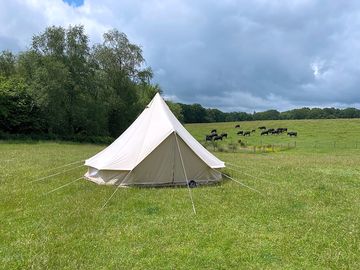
[85,93,225,170]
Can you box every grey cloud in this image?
[1,0,360,112]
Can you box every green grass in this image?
[1,119,360,269]
[187,118,360,152]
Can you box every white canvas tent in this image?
[84,93,225,187]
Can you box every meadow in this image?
[1,119,359,269]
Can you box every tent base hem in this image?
[84,175,223,187]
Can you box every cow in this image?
[221,133,228,138]
[235,124,240,128]
[258,126,266,130]
[213,135,223,141]
[287,131,297,137]
[243,131,251,136]
[267,128,275,132]
[271,130,280,135]
[211,129,217,134]
[276,128,287,133]
[251,129,256,133]
[205,135,212,142]
[261,130,269,136]
[237,130,244,135]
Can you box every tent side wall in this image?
[84,167,129,185]
[123,132,222,186]
[84,132,222,186]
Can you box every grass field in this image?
[1,119,360,269]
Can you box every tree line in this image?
[1,25,359,142]
[0,25,162,142]
[177,103,360,123]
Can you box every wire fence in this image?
[202,140,360,153]
[299,141,360,150]
[202,141,297,153]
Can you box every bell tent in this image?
[84,93,225,187]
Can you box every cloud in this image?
[1,0,360,112]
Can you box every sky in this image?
[1,0,360,112]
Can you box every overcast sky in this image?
[1,0,360,112]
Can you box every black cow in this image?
[237,130,244,135]
[211,129,217,133]
[271,130,280,135]
[221,133,228,138]
[251,129,256,133]
[287,131,297,137]
[213,135,223,141]
[205,135,212,141]
[243,131,251,136]
[267,128,275,132]
[258,126,266,130]
[235,124,240,128]
[276,128,287,133]
[261,130,269,136]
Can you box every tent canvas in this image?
[84,93,225,186]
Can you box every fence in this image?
[202,141,297,153]
[202,140,360,153]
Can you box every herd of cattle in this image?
[205,125,298,142]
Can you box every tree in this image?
[92,29,154,136]
[340,108,360,118]
[167,100,184,123]
[0,76,43,133]
[253,109,280,120]
[206,108,225,122]
[0,51,16,77]
[0,25,160,138]
[179,103,207,123]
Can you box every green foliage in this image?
[205,108,226,122]
[166,100,184,122]
[178,103,360,123]
[0,25,159,139]
[254,109,280,120]
[179,103,207,123]
[0,51,16,77]
[0,76,44,133]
